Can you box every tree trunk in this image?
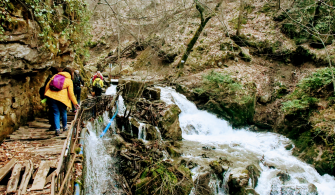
[236,0,244,36]
[177,0,224,69]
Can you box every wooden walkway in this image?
[0,112,75,194]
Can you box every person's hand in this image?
[75,104,80,109]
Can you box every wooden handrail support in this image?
[52,108,80,193]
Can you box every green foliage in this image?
[281,68,335,114]
[0,0,92,60]
[282,97,318,114]
[137,162,192,195]
[279,0,335,46]
[298,67,335,92]
[201,70,243,95]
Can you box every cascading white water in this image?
[84,114,121,195]
[138,122,147,140]
[158,86,335,195]
[105,84,126,116]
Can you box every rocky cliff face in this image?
[0,0,86,141]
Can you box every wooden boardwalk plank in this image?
[7,162,22,193]
[30,161,50,191]
[0,158,17,182]
[18,160,33,195]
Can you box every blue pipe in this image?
[74,183,80,195]
[99,101,118,138]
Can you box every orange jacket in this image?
[45,72,78,108]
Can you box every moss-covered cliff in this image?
[0,0,91,141]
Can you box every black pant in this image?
[47,98,55,129]
[72,87,81,111]
[94,87,102,96]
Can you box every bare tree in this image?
[177,0,223,69]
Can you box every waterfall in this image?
[158,86,335,195]
[138,122,147,140]
[105,84,126,116]
[84,115,122,195]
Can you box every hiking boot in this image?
[55,129,61,136]
[63,126,68,132]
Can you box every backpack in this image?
[94,78,102,90]
[49,74,65,91]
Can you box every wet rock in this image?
[145,124,160,140]
[284,144,293,150]
[308,183,318,195]
[202,146,215,150]
[209,160,224,175]
[143,87,161,100]
[227,167,249,194]
[246,165,261,188]
[194,172,213,195]
[158,104,182,140]
[245,188,259,195]
[277,171,291,183]
[111,134,126,147]
[240,47,252,62]
[184,124,198,134]
[167,145,181,157]
[180,159,198,169]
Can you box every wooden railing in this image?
[51,95,118,195]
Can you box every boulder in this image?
[227,167,249,194]
[239,47,252,62]
[277,171,291,183]
[308,183,318,194]
[209,160,225,175]
[158,104,182,140]
[258,94,271,104]
[143,87,161,100]
[194,172,213,195]
[119,78,153,101]
[145,124,160,140]
[246,165,261,188]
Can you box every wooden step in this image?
[30,161,51,191]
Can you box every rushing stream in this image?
[84,84,335,195]
[157,86,335,195]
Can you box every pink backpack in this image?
[49,74,65,91]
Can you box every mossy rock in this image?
[239,47,252,62]
[158,104,182,140]
[167,145,182,158]
[220,38,241,53]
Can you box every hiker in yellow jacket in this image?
[93,77,104,96]
[45,67,80,135]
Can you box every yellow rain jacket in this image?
[44,72,78,108]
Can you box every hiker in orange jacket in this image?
[45,67,80,136]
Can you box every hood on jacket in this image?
[58,72,72,79]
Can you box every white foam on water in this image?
[158,86,335,195]
[105,84,126,117]
[84,112,122,195]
